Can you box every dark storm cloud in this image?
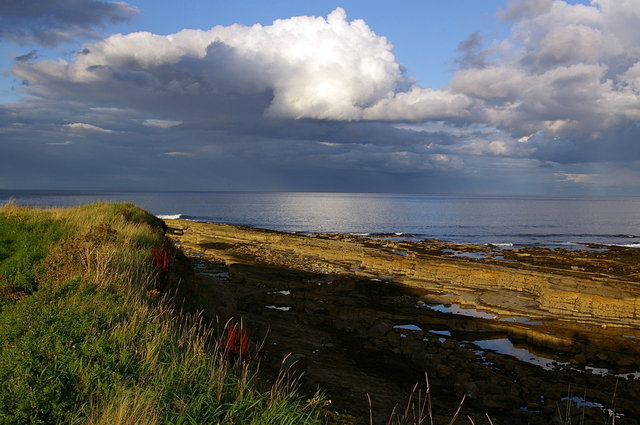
[527,121,640,164]
[0,92,464,191]
[0,98,470,191]
[0,0,138,46]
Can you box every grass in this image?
[0,206,67,296]
[0,201,325,425]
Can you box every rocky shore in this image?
[165,219,640,424]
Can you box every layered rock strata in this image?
[166,220,640,329]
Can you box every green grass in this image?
[0,212,68,296]
[0,201,325,425]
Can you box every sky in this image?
[1,0,640,195]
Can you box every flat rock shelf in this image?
[166,219,640,425]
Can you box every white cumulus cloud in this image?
[14,8,469,122]
[450,0,640,163]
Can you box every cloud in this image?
[3,4,640,194]
[13,8,468,123]
[455,32,490,69]
[161,151,193,157]
[555,172,597,183]
[450,0,640,164]
[362,86,471,121]
[0,0,138,46]
[15,50,38,63]
[66,122,114,133]
[498,0,553,21]
[143,119,182,128]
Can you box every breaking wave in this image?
[156,214,183,219]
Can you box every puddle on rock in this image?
[429,330,451,337]
[265,305,291,312]
[618,371,640,380]
[499,316,543,325]
[469,340,640,378]
[561,396,604,409]
[473,338,564,371]
[441,249,488,259]
[491,255,517,262]
[268,290,291,295]
[418,302,543,325]
[585,366,640,380]
[561,396,623,419]
[394,324,422,332]
[201,272,230,279]
[422,303,497,320]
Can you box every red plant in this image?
[225,324,239,353]
[151,245,173,288]
[225,323,251,358]
[240,332,251,356]
[152,246,171,273]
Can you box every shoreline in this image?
[155,214,640,251]
[166,218,640,423]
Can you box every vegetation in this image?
[0,201,324,425]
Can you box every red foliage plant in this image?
[152,246,171,273]
[225,322,251,358]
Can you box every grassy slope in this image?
[0,202,324,425]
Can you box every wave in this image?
[156,213,221,222]
[612,243,640,248]
[156,214,183,219]
[445,233,639,239]
[370,232,416,238]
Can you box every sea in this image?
[2,190,640,250]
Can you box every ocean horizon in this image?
[2,189,640,249]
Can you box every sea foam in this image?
[156,214,183,219]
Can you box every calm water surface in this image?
[2,190,639,248]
